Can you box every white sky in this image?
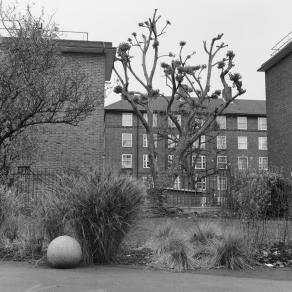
[9,0,292,104]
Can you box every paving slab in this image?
[0,262,291,292]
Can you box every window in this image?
[142,175,154,188]
[122,133,132,147]
[143,134,157,148]
[153,113,158,127]
[217,176,227,191]
[259,157,268,170]
[154,134,158,148]
[122,113,133,127]
[193,155,206,169]
[143,134,148,148]
[238,136,248,149]
[173,177,181,189]
[195,177,206,191]
[168,115,181,128]
[238,156,248,170]
[216,116,226,129]
[143,154,150,168]
[217,136,227,149]
[258,137,267,150]
[258,117,267,131]
[193,135,206,149]
[217,156,227,169]
[168,155,173,169]
[237,116,247,130]
[121,154,132,168]
[168,134,178,148]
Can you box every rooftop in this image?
[105,98,266,116]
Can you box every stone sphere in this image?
[47,235,82,268]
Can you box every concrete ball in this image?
[47,235,82,268]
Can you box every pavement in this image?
[0,262,291,292]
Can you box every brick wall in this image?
[265,52,292,176]
[23,51,107,172]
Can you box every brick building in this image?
[258,39,292,177]
[105,98,267,193]
[20,40,115,172]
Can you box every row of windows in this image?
[122,113,267,131]
[122,132,267,150]
[121,154,268,171]
[217,136,267,150]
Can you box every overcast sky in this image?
[11,0,292,104]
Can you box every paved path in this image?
[0,262,291,292]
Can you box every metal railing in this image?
[271,31,292,56]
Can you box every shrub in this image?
[229,169,292,219]
[47,170,145,264]
[149,221,194,271]
[213,229,254,270]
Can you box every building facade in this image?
[259,39,292,177]
[105,99,267,194]
[19,40,115,172]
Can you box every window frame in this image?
[217,155,227,169]
[238,156,248,170]
[121,154,132,168]
[237,116,247,130]
[259,157,268,170]
[143,154,150,168]
[258,117,267,131]
[122,133,132,147]
[193,155,206,169]
[217,136,227,149]
[258,136,268,150]
[216,115,226,129]
[238,136,248,150]
[122,113,133,127]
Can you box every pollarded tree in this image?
[113,9,245,188]
[0,5,97,172]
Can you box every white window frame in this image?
[237,116,247,130]
[216,116,226,129]
[122,133,132,147]
[217,176,227,191]
[168,115,181,128]
[168,134,178,148]
[154,134,158,148]
[258,137,267,150]
[238,156,248,170]
[193,155,206,169]
[258,117,267,131]
[173,176,181,189]
[143,134,148,148]
[143,154,150,168]
[217,136,227,149]
[259,157,268,170]
[121,154,132,168]
[153,113,158,127]
[238,136,248,150]
[122,113,133,127]
[217,156,227,169]
[193,135,206,149]
[195,177,206,191]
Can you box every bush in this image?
[229,169,292,219]
[47,171,145,264]
[0,170,145,264]
[213,229,254,270]
[149,221,194,271]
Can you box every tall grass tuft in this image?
[47,170,145,264]
[213,229,254,270]
[150,221,194,271]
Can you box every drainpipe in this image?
[136,114,139,178]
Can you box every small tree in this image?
[0,5,97,172]
[114,10,245,188]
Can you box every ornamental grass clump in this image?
[213,229,254,270]
[150,221,194,271]
[50,171,145,264]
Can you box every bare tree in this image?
[114,9,245,188]
[0,5,97,172]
